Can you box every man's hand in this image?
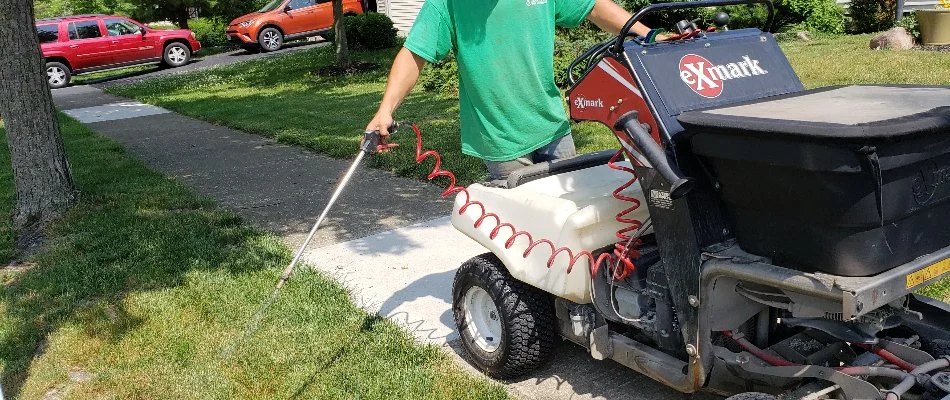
[363,111,397,153]
[366,112,396,137]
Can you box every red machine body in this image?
[567,57,661,149]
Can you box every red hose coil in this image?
[409,123,643,280]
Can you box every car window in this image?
[104,19,140,36]
[36,24,59,43]
[68,20,102,40]
[287,0,315,9]
[257,0,284,12]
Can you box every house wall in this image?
[379,0,425,36]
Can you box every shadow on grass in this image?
[286,315,385,400]
[0,116,288,397]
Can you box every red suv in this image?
[37,14,202,89]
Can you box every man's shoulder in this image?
[421,0,449,12]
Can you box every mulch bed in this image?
[918,44,950,52]
[312,61,381,77]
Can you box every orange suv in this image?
[227,0,366,52]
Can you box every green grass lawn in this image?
[0,117,507,399]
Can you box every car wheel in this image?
[452,253,556,378]
[45,61,71,89]
[258,27,283,52]
[163,43,191,68]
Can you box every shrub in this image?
[189,17,229,48]
[329,12,399,50]
[617,0,842,33]
[418,55,459,95]
[895,13,920,40]
[849,0,898,33]
[799,0,846,33]
[554,27,608,88]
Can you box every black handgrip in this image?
[614,0,774,52]
[360,122,399,154]
[614,112,693,199]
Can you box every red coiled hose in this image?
[408,123,643,279]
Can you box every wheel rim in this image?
[167,47,187,64]
[463,286,502,353]
[47,66,66,86]
[262,30,280,50]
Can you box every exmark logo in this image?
[678,54,769,98]
[573,96,604,109]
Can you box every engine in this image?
[590,242,685,358]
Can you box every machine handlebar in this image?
[614,0,775,52]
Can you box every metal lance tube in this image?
[276,150,365,289]
[222,127,394,358]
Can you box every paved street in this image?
[81,40,326,88]
[53,81,721,400]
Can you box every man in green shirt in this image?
[365,0,652,181]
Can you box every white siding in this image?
[836,0,941,11]
[382,0,425,35]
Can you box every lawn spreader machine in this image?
[440,1,950,398]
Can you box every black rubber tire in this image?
[162,42,191,68]
[452,253,556,379]
[45,61,71,89]
[257,27,283,52]
[725,393,778,400]
[925,339,950,358]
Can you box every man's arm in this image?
[366,48,428,135]
[586,0,651,36]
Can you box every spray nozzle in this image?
[360,121,403,154]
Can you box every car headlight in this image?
[239,19,256,27]
[190,31,196,39]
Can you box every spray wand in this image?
[223,123,401,357]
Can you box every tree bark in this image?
[0,0,77,235]
[175,7,191,29]
[333,0,351,68]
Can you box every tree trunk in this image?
[0,0,77,235]
[175,8,191,29]
[333,0,351,68]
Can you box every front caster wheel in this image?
[452,253,556,379]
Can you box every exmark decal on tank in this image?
[678,54,769,98]
[573,96,604,109]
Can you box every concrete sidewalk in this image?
[53,86,718,400]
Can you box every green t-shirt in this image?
[404,0,596,162]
